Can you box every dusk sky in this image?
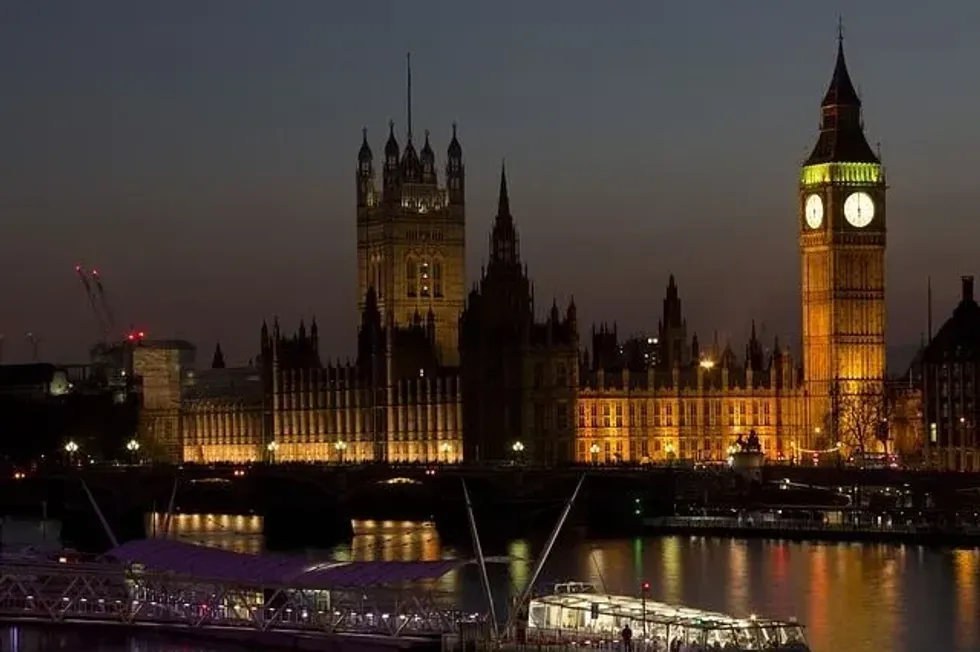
[2,1,978,367]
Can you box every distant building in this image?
[921,276,980,470]
[0,364,71,399]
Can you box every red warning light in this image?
[641,582,650,592]
[138,331,145,339]
[127,333,135,341]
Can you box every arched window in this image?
[406,259,417,297]
[433,262,443,297]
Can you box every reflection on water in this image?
[148,512,263,554]
[38,512,974,652]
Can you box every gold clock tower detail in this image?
[800,35,886,442]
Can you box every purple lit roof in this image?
[106,539,469,589]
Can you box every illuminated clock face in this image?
[843,191,875,228]
[804,194,824,229]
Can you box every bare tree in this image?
[830,380,891,456]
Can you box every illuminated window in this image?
[615,404,623,428]
[602,405,611,428]
[433,262,443,297]
[578,403,586,428]
[639,402,648,427]
[420,261,430,297]
[406,260,417,297]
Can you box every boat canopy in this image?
[526,592,808,651]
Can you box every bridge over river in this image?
[3,463,980,551]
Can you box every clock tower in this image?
[799,34,886,444]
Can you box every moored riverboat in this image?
[525,583,809,651]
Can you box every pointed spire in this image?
[385,120,399,156]
[211,342,226,369]
[359,127,372,162]
[821,25,861,108]
[805,22,878,165]
[498,160,511,218]
[406,52,413,142]
[448,121,462,157]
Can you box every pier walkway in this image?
[0,539,483,649]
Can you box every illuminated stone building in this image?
[576,278,805,464]
[356,114,466,367]
[132,339,196,462]
[459,167,579,464]
[181,304,463,465]
[164,35,926,466]
[799,35,887,440]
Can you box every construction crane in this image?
[75,264,115,342]
[89,267,117,335]
[25,332,39,361]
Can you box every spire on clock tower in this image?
[805,29,879,166]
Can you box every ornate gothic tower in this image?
[355,58,465,366]
[799,34,886,438]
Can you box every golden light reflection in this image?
[954,549,978,651]
[147,512,263,555]
[659,537,681,605]
[805,545,829,644]
[508,540,530,597]
[343,519,441,562]
[725,540,749,616]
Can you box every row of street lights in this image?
[266,439,348,462]
[63,439,140,457]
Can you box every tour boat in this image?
[524,583,809,651]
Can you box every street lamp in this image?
[699,358,715,370]
[126,439,140,464]
[589,443,600,465]
[267,440,279,463]
[440,442,451,463]
[64,440,79,466]
[512,441,525,464]
[334,440,348,464]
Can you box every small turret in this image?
[401,137,422,184]
[446,123,464,205]
[383,121,400,202]
[420,130,436,184]
[356,127,375,207]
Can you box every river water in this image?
[2,514,977,652]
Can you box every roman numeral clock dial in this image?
[804,194,824,229]
[843,191,875,228]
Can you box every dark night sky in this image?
[1,1,978,367]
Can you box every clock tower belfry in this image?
[799,33,886,444]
